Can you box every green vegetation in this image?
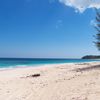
[94,9,100,50]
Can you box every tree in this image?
[94,9,100,50]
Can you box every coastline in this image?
[0,60,99,71]
[0,62,100,100]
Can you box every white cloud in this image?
[56,20,63,29]
[59,0,100,13]
[90,19,97,27]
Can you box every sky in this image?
[0,0,100,58]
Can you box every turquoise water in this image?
[0,58,99,69]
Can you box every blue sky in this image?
[0,0,99,58]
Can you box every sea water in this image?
[0,58,99,69]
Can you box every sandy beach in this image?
[0,62,100,100]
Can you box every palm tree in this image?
[94,9,100,50]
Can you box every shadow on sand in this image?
[74,64,100,72]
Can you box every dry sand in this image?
[0,62,100,100]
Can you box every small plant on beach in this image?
[94,9,100,50]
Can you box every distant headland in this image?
[82,55,100,59]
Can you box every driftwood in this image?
[26,74,40,78]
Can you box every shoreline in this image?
[0,60,99,71]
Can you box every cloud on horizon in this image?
[59,0,100,13]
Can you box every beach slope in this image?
[0,62,100,100]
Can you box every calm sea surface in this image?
[0,58,99,69]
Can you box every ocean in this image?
[0,58,99,69]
